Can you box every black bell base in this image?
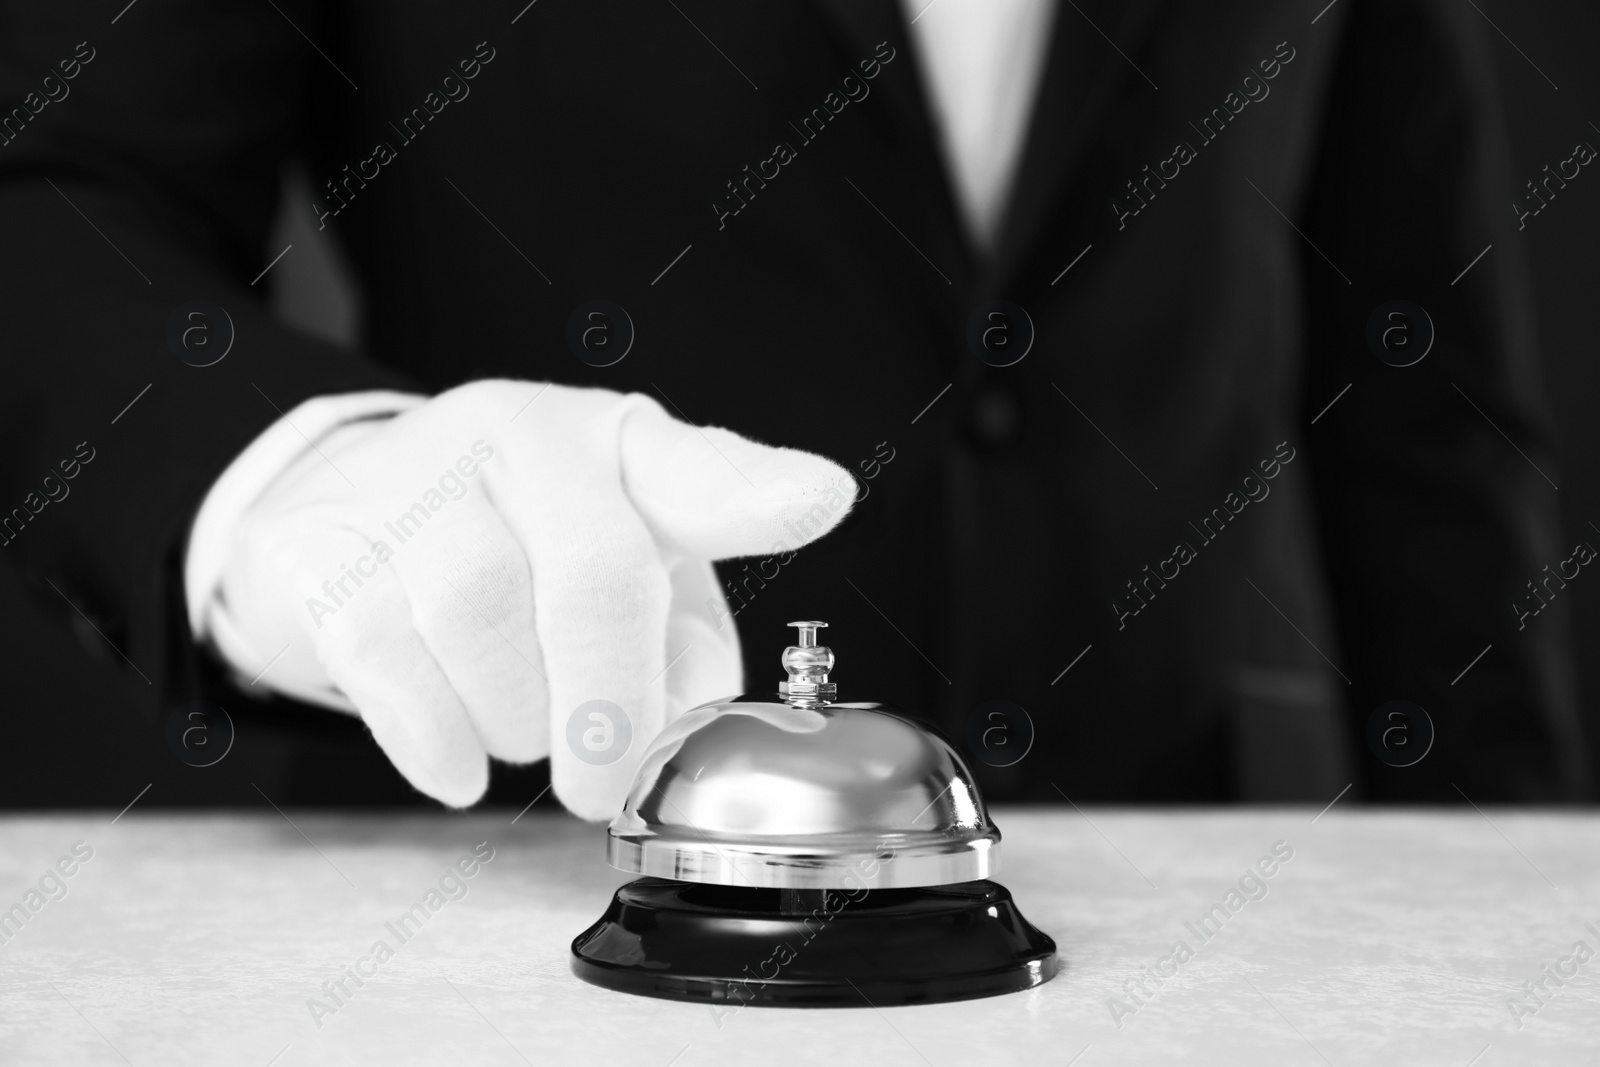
[571,877,1059,1007]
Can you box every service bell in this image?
[571,621,1059,1007]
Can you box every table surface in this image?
[0,806,1595,1066]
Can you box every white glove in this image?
[185,380,856,817]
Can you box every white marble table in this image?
[0,806,1594,1066]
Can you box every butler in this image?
[0,0,1585,809]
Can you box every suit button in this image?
[969,385,1021,448]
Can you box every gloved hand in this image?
[193,380,855,817]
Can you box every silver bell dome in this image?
[606,622,1001,889]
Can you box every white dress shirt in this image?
[901,0,1058,249]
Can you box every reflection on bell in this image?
[571,621,1060,1007]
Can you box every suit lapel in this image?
[985,0,1165,294]
[810,0,980,289]
[809,0,1166,297]
[809,0,930,151]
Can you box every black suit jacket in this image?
[0,0,1587,803]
